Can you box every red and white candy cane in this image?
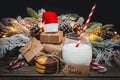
[91,60,107,72]
[76,3,96,47]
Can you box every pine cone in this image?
[58,22,72,35]
[100,30,115,39]
[30,24,40,38]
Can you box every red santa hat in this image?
[42,12,58,32]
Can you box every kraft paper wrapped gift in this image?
[42,43,63,58]
[19,37,44,63]
[40,31,63,44]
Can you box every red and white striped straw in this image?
[76,3,96,47]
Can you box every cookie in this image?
[36,56,58,66]
[36,62,57,70]
[36,68,57,74]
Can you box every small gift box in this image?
[40,31,63,44]
[19,37,44,63]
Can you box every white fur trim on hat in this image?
[43,23,58,32]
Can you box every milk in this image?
[62,43,92,66]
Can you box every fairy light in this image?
[107,27,110,30]
[38,23,44,32]
[9,27,16,32]
[94,26,101,34]
[11,20,18,24]
[89,34,94,41]
[76,27,82,35]
[38,24,43,29]
[70,22,75,29]
[70,22,81,34]
[110,27,118,35]
[2,34,7,38]
[114,31,117,35]
[98,26,100,29]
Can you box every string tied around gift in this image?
[76,3,96,47]
[35,52,64,73]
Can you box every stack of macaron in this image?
[36,56,61,74]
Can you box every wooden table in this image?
[0,58,120,80]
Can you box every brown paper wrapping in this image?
[42,43,63,58]
[42,37,76,58]
[19,37,44,63]
[63,37,78,44]
[40,31,63,44]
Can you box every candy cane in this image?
[91,60,107,72]
[76,3,96,47]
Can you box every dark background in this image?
[0,0,120,33]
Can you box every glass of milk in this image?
[62,35,92,66]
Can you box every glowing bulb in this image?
[107,27,109,30]
[11,20,18,24]
[10,27,16,32]
[89,34,95,41]
[2,35,6,38]
[38,24,43,29]
[114,31,117,35]
[38,23,44,32]
[98,26,100,28]
[70,22,75,29]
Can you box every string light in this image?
[106,27,110,30]
[2,34,7,38]
[38,23,44,32]
[110,27,118,35]
[9,27,16,32]
[114,31,117,35]
[70,22,75,29]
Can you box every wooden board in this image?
[0,58,120,80]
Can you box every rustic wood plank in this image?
[0,58,120,80]
[0,76,120,80]
[0,66,120,77]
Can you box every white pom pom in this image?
[18,54,24,60]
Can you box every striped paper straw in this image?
[76,3,96,47]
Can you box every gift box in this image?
[42,42,63,58]
[40,31,63,44]
[19,37,44,63]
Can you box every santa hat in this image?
[42,12,58,32]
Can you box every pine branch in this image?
[27,7,39,20]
